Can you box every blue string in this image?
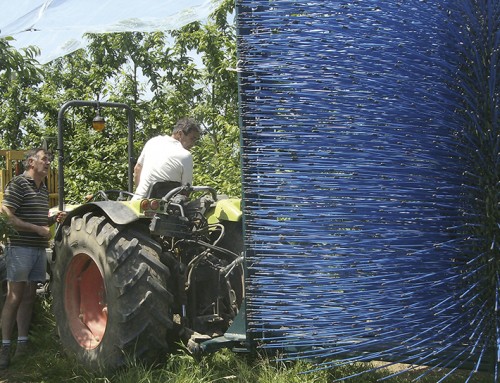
[238,0,499,380]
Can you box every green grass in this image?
[0,296,493,383]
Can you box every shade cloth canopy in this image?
[0,0,221,63]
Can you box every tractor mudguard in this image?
[206,198,242,225]
[54,201,140,241]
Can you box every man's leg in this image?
[16,247,46,340]
[15,282,37,338]
[13,282,36,359]
[0,281,26,368]
[1,281,27,341]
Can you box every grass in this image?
[0,295,494,383]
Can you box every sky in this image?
[0,0,222,64]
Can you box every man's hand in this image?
[2,204,56,238]
[36,225,51,239]
[53,211,67,224]
[49,210,67,226]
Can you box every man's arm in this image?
[180,155,194,185]
[134,162,143,186]
[1,204,50,239]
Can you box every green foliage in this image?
[0,213,16,241]
[0,38,44,149]
[171,0,241,196]
[3,297,490,383]
[0,0,241,202]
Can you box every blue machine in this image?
[234,1,499,381]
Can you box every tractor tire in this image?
[51,211,173,371]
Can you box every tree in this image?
[0,38,43,149]
[0,0,241,202]
[171,0,241,196]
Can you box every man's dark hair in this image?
[172,117,201,135]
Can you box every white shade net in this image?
[0,0,222,63]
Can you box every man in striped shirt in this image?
[0,148,64,368]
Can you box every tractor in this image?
[48,101,246,370]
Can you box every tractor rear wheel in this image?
[52,212,173,371]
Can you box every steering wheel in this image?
[87,190,135,202]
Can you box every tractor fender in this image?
[206,198,242,225]
[54,201,140,241]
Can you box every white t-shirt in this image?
[133,135,193,199]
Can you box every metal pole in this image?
[57,100,135,211]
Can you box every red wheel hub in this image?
[64,253,107,349]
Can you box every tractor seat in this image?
[146,181,182,199]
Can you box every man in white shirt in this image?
[133,117,201,199]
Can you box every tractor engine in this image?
[150,191,243,338]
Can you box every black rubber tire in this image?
[51,212,173,371]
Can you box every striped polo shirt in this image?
[2,173,49,248]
